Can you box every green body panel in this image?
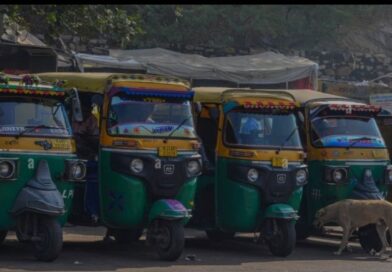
[0,152,76,230]
[287,187,303,212]
[191,157,304,233]
[175,178,197,225]
[264,203,298,219]
[299,159,389,228]
[99,149,197,229]
[216,157,263,232]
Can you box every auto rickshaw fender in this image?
[264,203,299,220]
[10,160,65,216]
[148,199,190,223]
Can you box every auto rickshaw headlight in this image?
[295,169,307,186]
[70,161,86,180]
[130,158,144,173]
[332,169,346,183]
[0,160,16,179]
[187,160,200,176]
[384,165,392,184]
[247,168,259,182]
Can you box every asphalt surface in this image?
[0,226,391,272]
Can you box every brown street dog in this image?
[313,199,392,256]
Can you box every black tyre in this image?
[154,220,184,261]
[358,224,382,253]
[267,219,296,257]
[205,229,235,242]
[0,230,7,245]
[32,217,63,262]
[110,228,144,244]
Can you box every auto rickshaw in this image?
[190,87,308,257]
[0,74,86,261]
[284,89,392,252]
[38,72,202,261]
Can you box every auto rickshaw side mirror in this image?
[67,88,83,122]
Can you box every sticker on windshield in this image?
[152,126,174,134]
[0,127,25,133]
[320,135,385,148]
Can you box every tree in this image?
[0,5,143,49]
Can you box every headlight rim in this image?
[0,159,16,179]
[130,158,144,174]
[384,165,392,184]
[65,159,87,181]
[70,161,87,181]
[247,168,259,183]
[186,159,201,176]
[295,168,307,186]
[325,166,349,184]
[332,168,347,183]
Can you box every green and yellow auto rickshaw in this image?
[39,72,202,261]
[190,87,308,257]
[285,89,392,252]
[0,74,86,261]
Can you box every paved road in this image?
[0,226,391,272]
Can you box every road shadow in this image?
[0,230,391,271]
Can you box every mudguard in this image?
[148,199,190,223]
[10,160,65,216]
[264,204,299,220]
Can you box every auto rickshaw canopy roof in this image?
[193,87,297,104]
[37,72,191,94]
[278,89,359,106]
[0,73,65,97]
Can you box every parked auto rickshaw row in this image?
[0,72,390,262]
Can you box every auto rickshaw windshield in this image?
[107,94,197,139]
[0,96,71,137]
[311,116,386,148]
[224,110,302,149]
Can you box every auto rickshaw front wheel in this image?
[0,230,7,245]
[147,220,184,261]
[266,219,296,257]
[32,216,63,262]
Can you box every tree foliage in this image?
[1,5,142,48]
[1,5,392,51]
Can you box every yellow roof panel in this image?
[193,87,297,103]
[37,72,190,94]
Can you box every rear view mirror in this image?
[68,88,83,122]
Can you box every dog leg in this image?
[375,223,388,258]
[335,226,352,255]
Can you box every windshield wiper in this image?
[164,115,193,142]
[15,124,64,139]
[276,126,298,154]
[347,136,373,149]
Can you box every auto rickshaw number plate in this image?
[158,146,177,157]
[272,157,288,168]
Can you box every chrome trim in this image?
[101,147,198,156]
[0,150,76,156]
[250,160,302,166]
